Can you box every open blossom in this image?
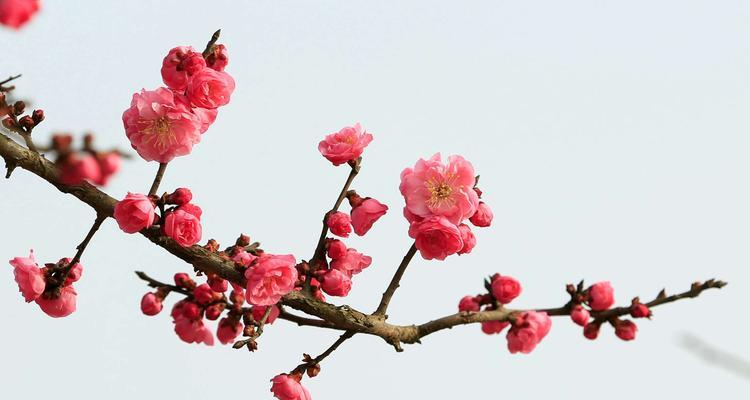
[490,274,522,305]
[330,248,372,276]
[326,212,352,238]
[232,249,257,267]
[0,0,40,29]
[271,374,312,400]
[457,224,476,255]
[351,198,388,236]
[588,281,615,311]
[570,304,590,327]
[408,216,463,260]
[481,320,510,335]
[140,293,163,316]
[458,296,480,312]
[186,68,235,109]
[161,46,206,91]
[35,286,77,318]
[252,305,280,324]
[217,317,242,345]
[122,87,202,163]
[9,251,45,302]
[321,268,352,297]
[193,107,218,134]
[58,154,102,185]
[615,320,638,341]
[163,208,202,247]
[469,201,493,227]
[506,311,552,354]
[318,123,373,166]
[245,254,298,306]
[114,193,156,233]
[400,153,479,225]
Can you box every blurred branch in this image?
[681,333,750,381]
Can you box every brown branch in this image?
[310,159,360,263]
[0,74,21,87]
[292,330,356,375]
[147,162,168,196]
[373,243,417,318]
[278,308,341,330]
[52,213,107,286]
[135,270,190,296]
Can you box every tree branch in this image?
[147,162,168,196]
[373,243,417,318]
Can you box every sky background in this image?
[1,0,749,398]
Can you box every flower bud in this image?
[140,292,163,316]
[583,322,600,340]
[32,109,44,124]
[174,272,196,289]
[615,320,638,341]
[570,304,590,327]
[13,100,25,115]
[18,115,34,130]
[166,187,193,205]
[205,303,225,320]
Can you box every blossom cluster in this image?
[53,133,122,186]
[567,281,647,341]
[400,153,493,260]
[8,251,80,317]
[122,44,234,163]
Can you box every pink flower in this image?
[583,323,600,340]
[141,293,163,316]
[232,249,257,267]
[186,68,235,109]
[630,303,651,318]
[208,275,228,293]
[271,374,312,400]
[615,320,638,341]
[490,274,522,305]
[217,317,242,345]
[469,201,493,227]
[481,320,510,335]
[408,216,464,260]
[458,295,480,312]
[399,153,479,225]
[330,248,372,276]
[114,193,156,234]
[160,46,206,91]
[457,224,476,255]
[58,154,102,185]
[245,254,298,306]
[59,258,83,286]
[8,251,45,302]
[35,286,77,318]
[320,269,352,297]
[326,239,347,260]
[506,311,552,354]
[163,209,202,247]
[206,44,229,71]
[166,187,193,205]
[252,305,280,324]
[570,304,590,327]
[0,0,40,29]
[174,272,195,289]
[174,318,214,346]
[95,152,121,186]
[318,123,373,166]
[350,198,388,236]
[588,281,615,311]
[177,203,203,219]
[193,107,218,134]
[326,212,352,238]
[122,88,202,163]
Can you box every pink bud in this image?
[180,301,201,320]
[457,223,476,255]
[206,44,229,71]
[113,193,156,234]
[174,272,195,289]
[506,311,552,354]
[193,283,214,305]
[186,68,235,109]
[95,152,121,186]
[35,286,77,318]
[458,295,480,312]
[167,188,193,206]
[320,269,352,297]
[615,320,638,341]
[481,320,510,335]
[630,303,651,318]
[469,201,493,227]
[140,293,163,316]
[58,154,103,185]
[588,281,615,311]
[330,248,371,276]
[252,305,280,324]
[326,239,347,260]
[326,212,352,238]
[583,323,600,340]
[161,46,206,91]
[350,198,388,236]
[231,249,257,267]
[205,304,223,320]
[0,0,40,29]
[208,275,228,293]
[61,259,83,286]
[570,304,590,327]
[271,373,312,400]
[490,274,522,305]
[217,317,242,345]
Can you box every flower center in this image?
[426,178,455,208]
[142,117,176,151]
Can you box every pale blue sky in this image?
[1,1,748,398]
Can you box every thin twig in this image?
[292,330,356,375]
[278,308,340,329]
[135,271,190,296]
[0,74,21,87]
[54,214,106,286]
[373,243,417,317]
[148,162,168,196]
